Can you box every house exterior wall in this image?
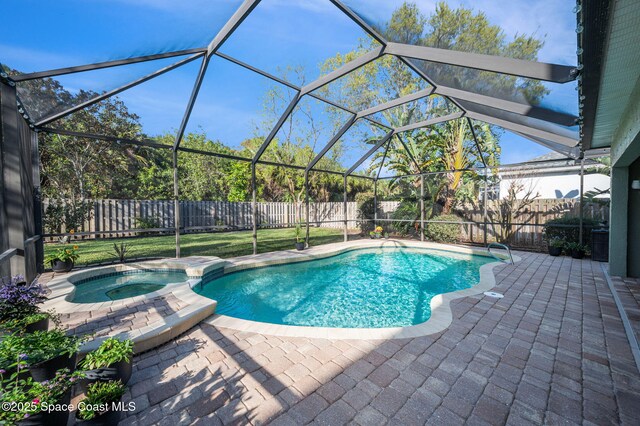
[609,71,640,277]
[628,157,640,277]
[498,171,610,200]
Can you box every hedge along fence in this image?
[42,199,360,241]
[43,198,608,249]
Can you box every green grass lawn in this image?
[45,228,348,267]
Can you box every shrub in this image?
[76,380,126,421]
[0,276,47,323]
[0,369,82,424]
[112,242,133,263]
[543,216,601,247]
[355,192,376,234]
[425,214,461,243]
[0,330,84,367]
[79,338,133,370]
[44,245,80,265]
[391,200,418,236]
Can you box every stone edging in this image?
[202,239,520,340]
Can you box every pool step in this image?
[79,300,217,355]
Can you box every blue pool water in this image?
[71,270,188,303]
[196,248,493,328]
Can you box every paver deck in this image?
[43,250,640,425]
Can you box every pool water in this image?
[196,248,493,328]
[71,270,188,303]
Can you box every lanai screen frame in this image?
[0,0,592,270]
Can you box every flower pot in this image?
[80,359,133,392]
[18,389,71,426]
[548,246,562,257]
[570,249,585,259]
[51,259,74,273]
[29,352,77,382]
[295,242,305,251]
[24,316,50,333]
[75,402,122,426]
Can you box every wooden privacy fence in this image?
[44,198,608,249]
[43,199,360,240]
[376,199,609,249]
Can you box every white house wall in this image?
[498,172,610,199]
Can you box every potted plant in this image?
[0,276,53,334]
[0,330,84,382]
[75,380,126,425]
[566,242,588,259]
[294,224,305,251]
[373,226,383,239]
[0,368,82,426]
[547,238,564,257]
[79,338,134,389]
[44,245,79,273]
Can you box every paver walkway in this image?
[101,251,640,425]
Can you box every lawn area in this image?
[44,227,350,267]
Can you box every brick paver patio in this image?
[47,251,640,424]
[110,251,640,425]
[59,293,189,339]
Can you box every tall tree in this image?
[320,1,543,214]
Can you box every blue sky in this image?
[0,0,578,164]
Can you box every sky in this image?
[0,0,578,165]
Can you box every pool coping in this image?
[42,240,519,347]
[201,239,520,340]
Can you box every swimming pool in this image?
[196,247,493,328]
[70,270,189,303]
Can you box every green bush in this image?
[543,216,601,247]
[391,200,418,236]
[355,192,376,234]
[425,214,461,243]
